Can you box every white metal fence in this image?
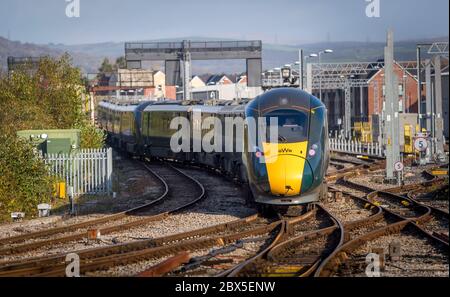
[43,148,113,197]
[329,138,384,157]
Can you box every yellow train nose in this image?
[262,142,309,197]
[266,155,305,196]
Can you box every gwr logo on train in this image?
[278,148,293,154]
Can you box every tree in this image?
[0,54,105,221]
[115,56,126,69]
[0,54,85,135]
[98,58,114,74]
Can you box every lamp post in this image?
[298,49,304,89]
[307,53,319,96]
[317,49,333,101]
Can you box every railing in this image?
[43,148,113,197]
[329,138,384,157]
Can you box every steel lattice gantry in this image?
[427,42,449,55]
[304,60,430,138]
[418,41,448,160]
[7,56,43,73]
[125,40,262,100]
[305,62,384,138]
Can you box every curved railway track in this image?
[0,161,206,258]
[225,204,344,277]
[0,151,446,277]
[338,168,448,241]
[0,161,167,247]
[0,214,279,277]
[315,163,449,277]
[407,183,449,243]
[315,220,449,277]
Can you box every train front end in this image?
[244,88,328,206]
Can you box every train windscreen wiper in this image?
[278,135,287,143]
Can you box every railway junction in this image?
[1,31,448,281]
[0,151,447,277]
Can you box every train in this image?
[97,88,329,212]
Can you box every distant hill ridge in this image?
[1,36,448,74]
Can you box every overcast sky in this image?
[0,0,448,45]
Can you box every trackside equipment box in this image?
[16,129,81,155]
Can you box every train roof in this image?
[143,104,222,113]
[216,104,246,114]
[246,88,322,115]
[142,99,248,114]
[100,98,249,114]
[98,101,139,112]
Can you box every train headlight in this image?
[254,146,264,158]
[253,146,264,158]
[309,144,319,157]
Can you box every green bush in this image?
[75,120,106,149]
[0,135,55,222]
[0,54,105,221]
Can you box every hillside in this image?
[41,36,450,73]
[1,36,448,74]
[0,37,104,73]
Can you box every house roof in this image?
[206,74,227,85]
[191,75,204,82]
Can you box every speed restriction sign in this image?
[414,137,428,152]
[394,161,404,172]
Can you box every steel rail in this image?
[212,209,317,277]
[0,161,169,246]
[0,214,262,275]
[314,219,449,277]
[30,221,283,277]
[315,167,449,277]
[226,204,345,277]
[0,162,207,255]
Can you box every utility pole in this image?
[416,46,422,129]
[384,29,401,182]
[318,54,322,101]
[344,80,351,139]
[416,43,433,131]
[299,49,304,89]
[424,59,434,162]
[182,40,191,100]
[433,55,445,161]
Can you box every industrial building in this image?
[108,69,176,99]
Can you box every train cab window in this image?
[265,109,309,143]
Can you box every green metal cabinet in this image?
[16,129,81,155]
